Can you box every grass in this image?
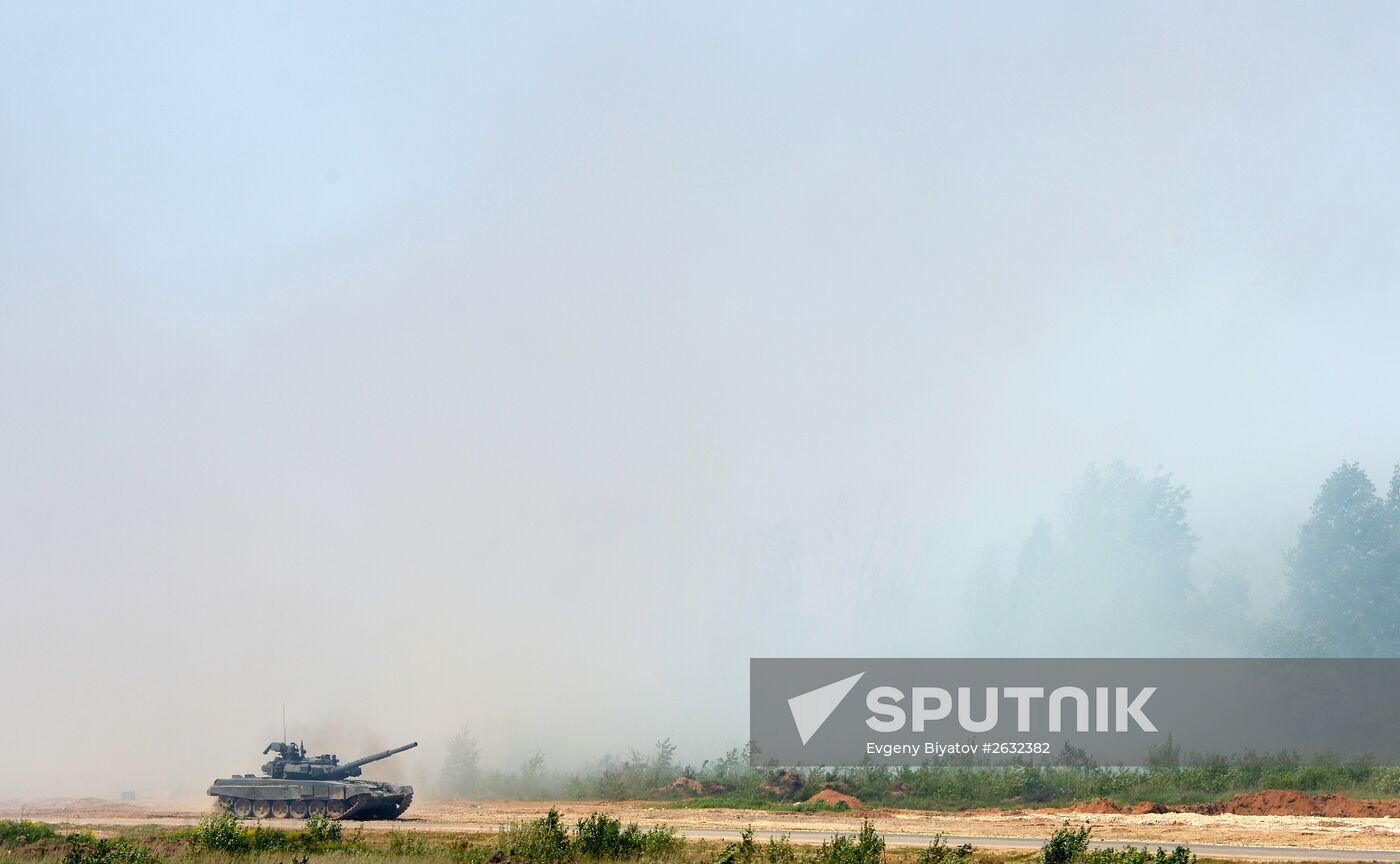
[387,831,431,857]
[1,821,61,848]
[0,815,1319,864]
[0,822,162,864]
[60,835,163,864]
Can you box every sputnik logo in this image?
[787,672,865,745]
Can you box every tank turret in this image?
[259,741,418,781]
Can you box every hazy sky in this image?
[3,2,1400,798]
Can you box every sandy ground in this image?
[6,797,1400,853]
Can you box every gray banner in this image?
[750,658,1400,766]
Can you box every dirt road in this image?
[7,798,1400,858]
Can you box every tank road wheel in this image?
[271,800,290,818]
[307,800,327,817]
[252,800,272,819]
[289,800,308,818]
[217,797,234,812]
[232,798,253,818]
[326,799,347,818]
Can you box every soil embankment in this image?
[1071,791,1400,818]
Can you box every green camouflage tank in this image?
[208,740,417,820]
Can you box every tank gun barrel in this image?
[334,742,418,776]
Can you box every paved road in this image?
[673,828,1400,862]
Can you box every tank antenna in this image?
[282,702,287,743]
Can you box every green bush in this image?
[247,827,294,853]
[813,821,884,864]
[714,828,803,864]
[388,830,430,856]
[574,813,640,859]
[574,813,683,859]
[714,827,759,864]
[449,840,494,864]
[498,808,572,862]
[184,810,356,855]
[189,811,250,853]
[766,834,797,864]
[301,813,344,846]
[638,824,684,858]
[1041,823,1193,864]
[1155,848,1195,864]
[494,809,685,862]
[1084,847,1195,864]
[0,820,60,848]
[1375,767,1400,794]
[916,834,973,864]
[62,835,161,864]
[1041,824,1092,864]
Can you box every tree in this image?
[1009,462,1198,655]
[1188,566,1253,654]
[1004,519,1054,651]
[440,723,482,797]
[964,549,1005,653]
[648,738,676,787]
[1281,462,1400,656]
[516,751,548,799]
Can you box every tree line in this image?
[970,459,1400,657]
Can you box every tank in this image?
[208,740,418,820]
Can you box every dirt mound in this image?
[760,770,805,799]
[1067,790,1400,818]
[663,777,706,796]
[657,776,726,797]
[808,789,864,809]
[1184,790,1400,817]
[1074,798,1125,814]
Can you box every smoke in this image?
[3,3,1400,798]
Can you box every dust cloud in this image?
[3,4,1399,798]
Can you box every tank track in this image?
[215,792,412,820]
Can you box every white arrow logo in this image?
[788,672,865,745]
